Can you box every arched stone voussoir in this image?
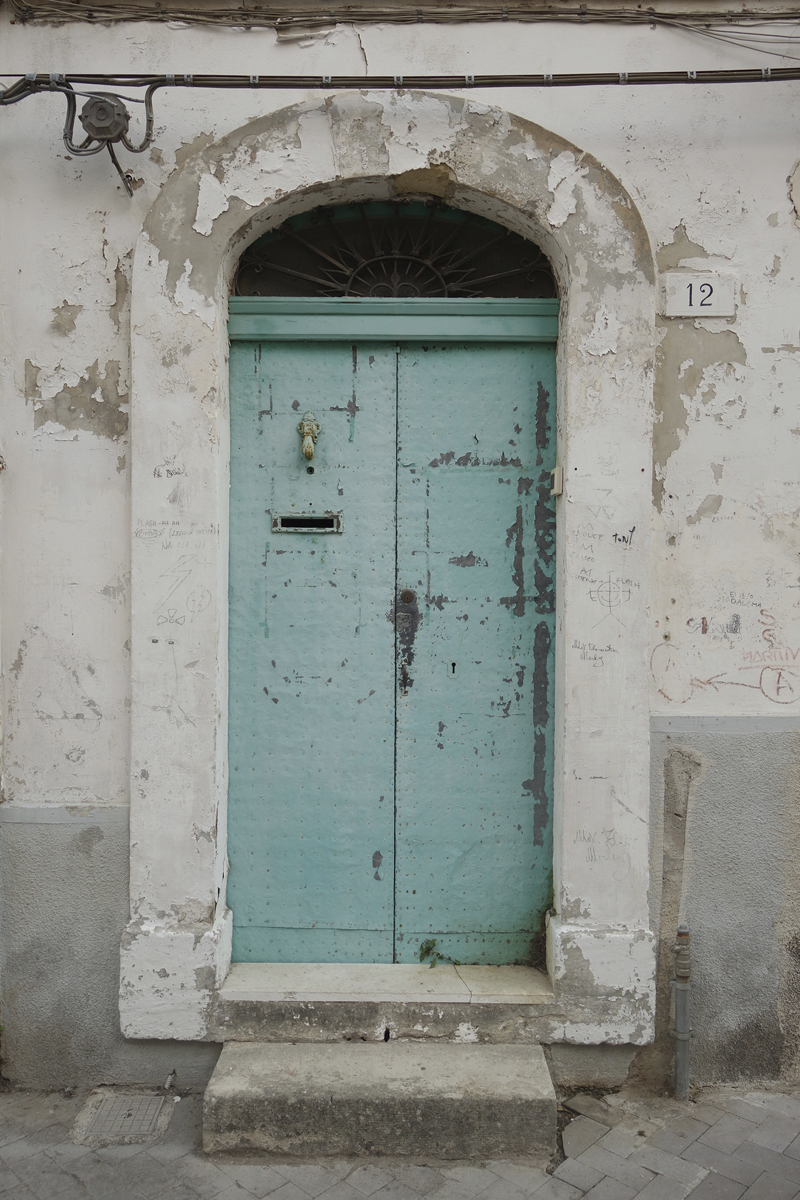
[140,91,654,322]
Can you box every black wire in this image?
[662,19,800,64]
[6,1,800,23]
[4,68,800,93]
[108,142,135,195]
[3,62,800,123]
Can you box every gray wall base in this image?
[0,806,220,1090]
[647,719,800,1089]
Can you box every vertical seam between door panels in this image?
[392,344,400,962]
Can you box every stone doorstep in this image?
[207,963,564,1044]
[220,964,554,1005]
[202,1041,557,1160]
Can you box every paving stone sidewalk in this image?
[1,1081,800,1200]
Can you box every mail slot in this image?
[272,513,343,533]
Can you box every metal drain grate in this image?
[84,1094,164,1139]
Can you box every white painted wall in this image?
[1,13,799,1048]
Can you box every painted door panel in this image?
[228,342,397,962]
[228,333,555,965]
[394,344,556,964]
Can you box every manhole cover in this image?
[84,1094,164,1139]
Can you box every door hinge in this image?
[550,465,563,497]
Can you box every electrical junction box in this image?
[663,273,736,318]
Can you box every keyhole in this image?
[451,663,457,675]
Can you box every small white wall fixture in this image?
[120,91,657,1045]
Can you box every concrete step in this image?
[203,1040,557,1159]
[208,963,563,1044]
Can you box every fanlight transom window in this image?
[234,201,556,299]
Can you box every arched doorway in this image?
[227,201,559,965]
[121,92,657,1042]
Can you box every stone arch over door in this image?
[120,91,657,1044]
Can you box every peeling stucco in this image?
[546,151,588,229]
[687,493,723,525]
[548,923,656,1045]
[653,323,747,512]
[50,302,83,336]
[143,91,653,317]
[581,308,621,358]
[109,253,131,332]
[657,222,710,271]
[392,164,456,198]
[24,359,129,440]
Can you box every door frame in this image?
[226,296,559,965]
[120,91,657,1047]
[227,298,560,343]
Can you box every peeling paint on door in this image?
[394,342,556,964]
[227,326,556,965]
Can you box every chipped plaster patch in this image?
[546,151,588,228]
[687,493,723,525]
[25,358,128,440]
[174,261,216,329]
[370,90,459,176]
[657,222,710,271]
[194,110,338,239]
[653,323,747,512]
[454,1022,479,1043]
[581,308,621,358]
[51,302,83,336]
[392,164,456,199]
[109,253,131,332]
[194,173,230,236]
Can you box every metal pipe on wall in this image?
[672,925,692,1100]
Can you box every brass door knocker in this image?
[298,412,320,460]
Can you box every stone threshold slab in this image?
[220,962,553,1005]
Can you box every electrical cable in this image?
[4,67,800,95]
[3,65,800,195]
[658,19,800,63]
[7,1,800,26]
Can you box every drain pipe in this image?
[671,925,692,1100]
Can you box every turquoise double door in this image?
[228,300,557,965]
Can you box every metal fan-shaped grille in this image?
[234,201,556,299]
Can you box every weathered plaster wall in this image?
[1,12,799,1085]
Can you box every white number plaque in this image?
[664,273,735,318]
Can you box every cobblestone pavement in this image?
[1,1082,800,1199]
